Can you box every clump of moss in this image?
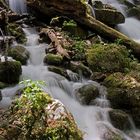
[8,45,29,65]
[0,61,22,84]
[7,23,27,44]
[44,53,63,65]
[86,44,131,73]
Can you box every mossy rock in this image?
[86,44,131,73]
[0,92,83,140]
[131,107,140,128]
[107,86,140,109]
[104,72,140,90]
[109,109,131,130]
[48,66,70,80]
[69,61,92,78]
[7,23,27,44]
[0,61,22,84]
[75,84,99,105]
[0,81,7,89]
[8,46,29,65]
[44,53,63,65]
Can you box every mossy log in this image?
[27,0,140,59]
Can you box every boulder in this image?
[86,44,131,73]
[0,81,7,89]
[75,83,99,105]
[8,45,29,65]
[69,61,92,78]
[104,72,140,127]
[44,53,63,66]
[7,23,27,44]
[93,1,125,25]
[0,91,83,139]
[0,61,22,84]
[109,109,131,130]
[48,66,70,80]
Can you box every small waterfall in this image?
[8,0,27,14]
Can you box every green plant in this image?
[72,40,86,61]
[114,38,124,45]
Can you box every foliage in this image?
[63,20,77,27]
[0,80,83,140]
[71,39,86,61]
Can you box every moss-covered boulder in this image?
[0,91,83,140]
[0,61,22,84]
[75,83,99,105]
[109,109,131,130]
[104,72,140,127]
[8,46,29,65]
[0,81,7,89]
[69,61,92,78]
[86,44,131,73]
[7,23,27,44]
[48,66,70,80]
[44,53,63,66]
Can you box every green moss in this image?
[8,46,29,65]
[86,44,131,73]
[0,61,22,84]
[109,109,131,130]
[44,53,63,65]
[7,23,27,44]
[0,81,7,89]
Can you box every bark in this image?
[43,28,70,59]
[27,0,140,59]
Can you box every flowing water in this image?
[8,0,27,14]
[1,0,140,140]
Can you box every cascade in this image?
[1,0,140,140]
[8,0,27,14]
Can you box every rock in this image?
[75,84,99,105]
[86,44,131,73]
[0,81,7,89]
[104,72,140,127]
[131,107,140,128]
[93,1,125,25]
[0,91,83,139]
[7,23,27,44]
[44,53,63,66]
[8,45,29,65]
[48,66,70,80]
[109,109,131,130]
[0,61,22,84]
[90,72,107,82]
[39,28,51,44]
[69,61,92,78]
[0,90,2,101]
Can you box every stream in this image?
[1,0,140,140]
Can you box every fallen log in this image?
[27,0,140,59]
